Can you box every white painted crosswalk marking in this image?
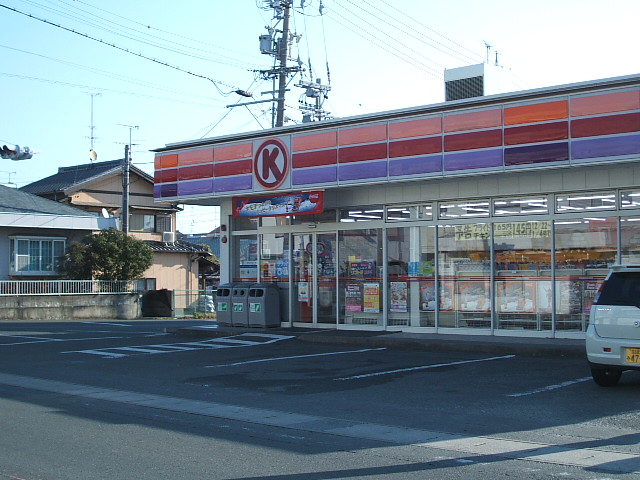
[62,333,295,358]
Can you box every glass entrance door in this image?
[292,232,337,325]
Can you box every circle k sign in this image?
[253,138,289,190]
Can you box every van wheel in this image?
[590,366,622,387]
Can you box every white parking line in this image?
[206,347,387,368]
[0,335,126,346]
[507,377,592,397]
[62,334,295,358]
[82,322,132,327]
[335,354,516,381]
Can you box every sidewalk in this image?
[166,324,586,358]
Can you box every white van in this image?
[586,265,640,386]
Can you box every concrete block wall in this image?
[0,294,141,321]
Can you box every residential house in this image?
[21,160,209,293]
[0,184,117,279]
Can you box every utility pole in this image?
[255,0,301,127]
[120,125,138,234]
[275,1,292,127]
[122,144,130,233]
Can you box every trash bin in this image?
[231,283,250,327]
[216,284,233,326]
[248,283,281,327]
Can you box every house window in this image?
[155,215,172,233]
[130,213,155,232]
[10,237,66,275]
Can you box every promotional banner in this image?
[233,191,323,218]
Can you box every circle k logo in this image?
[253,138,289,190]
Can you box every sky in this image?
[1,0,639,234]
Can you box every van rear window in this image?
[596,272,640,306]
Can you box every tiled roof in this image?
[0,184,97,217]
[20,160,151,196]
[145,240,210,254]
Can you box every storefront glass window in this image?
[233,217,259,231]
[232,235,258,282]
[290,209,337,224]
[387,226,436,327]
[554,218,617,330]
[385,204,433,222]
[292,234,313,323]
[621,216,640,263]
[439,200,490,219]
[437,224,491,328]
[260,233,289,283]
[338,229,383,325]
[494,221,552,331]
[339,206,384,222]
[556,191,616,213]
[620,190,640,209]
[493,196,549,216]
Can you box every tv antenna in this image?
[86,92,101,161]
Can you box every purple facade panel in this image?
[444,148,503,171]
[504,142,569,166]
[338,160,388,181]
[177,179,214,196]
[158,183,177,198]
[292,166,338,185]
[571,134,640,160]
[213,175,253,193]
[389,154,443,177]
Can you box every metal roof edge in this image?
[152,73,640,153]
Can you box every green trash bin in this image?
[216,284,233,326]
[249,283,281,327]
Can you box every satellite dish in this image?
[101,208,109,218]
[89,149,98,162]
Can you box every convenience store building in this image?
[153,74,640,338]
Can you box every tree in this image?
[58,228,153,280]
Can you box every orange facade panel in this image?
[154,153,178,168]
[504,100,568,125]
[443,109,502,133]
[338,124,387,145]
[571,90,640,117]
[155,153,178,169]
[292,130,338,152]
[215,143,253,162]
[177,148,213,166]
[389,116,442,139]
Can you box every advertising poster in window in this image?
[350,261,375,277]
[457,280,490,312]
[536,281,554,313]
[496,280,536,313]
[439,280,455,311]
[298,281,309,302]
[583,278,604,315]
[345,283,363,312]
[419,281,436,311]
[390,282,408,312]
[555,279,582,314]
[363,283,380,313]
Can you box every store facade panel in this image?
[154,75,640,338]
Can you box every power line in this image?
[0,3,240,94]
[0,44,224,102]
[18,0,263,70]
[0,72,225,107]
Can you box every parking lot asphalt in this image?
[165,324,586,358]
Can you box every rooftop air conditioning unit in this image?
[162,231,175,243]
